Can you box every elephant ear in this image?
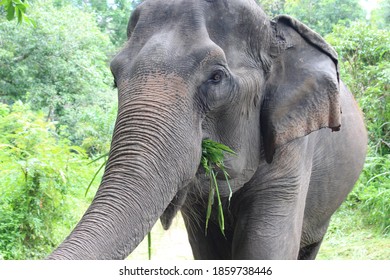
[261,15,341,163]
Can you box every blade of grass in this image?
[85,155,108,197]
[211,169,225,236]
[87,152,109,165]
[148,232,152,260]
[205,165,215,235]
[221,168,233,203]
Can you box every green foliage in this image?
[0,0,117,154]
[0,102,99,259]
[326,20,389,235]
[347,153,390,235]
[54,0,143,47]
[0,1,113,107]
[1,1,116,259]
[60,102,118,155]
[0,0,34,25]
[326,21,389,155]
[88,0,143,47]
[371,0,390,28]
[201,139,236,236]
[257,0,285,17]
[283,0,364,35]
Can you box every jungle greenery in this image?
[0,0,34,25]
[0,0,389,259]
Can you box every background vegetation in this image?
[0,0,389,259]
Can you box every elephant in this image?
[48,0,367,260]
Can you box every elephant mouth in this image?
[160,183,191,230]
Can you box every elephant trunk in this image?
[48,79,201,259]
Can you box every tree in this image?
[0,0,116,153]
[326,21,389,153]
[90,0,143,47]
[326,20,390,234]
[0,102,100,259]
[257,0,285,17]
[284,0,364,35]
[54,0,143,47]
[371,0,390,28]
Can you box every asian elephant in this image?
[48,0,367,260]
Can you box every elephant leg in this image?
[299,217,332,259]
[181,197,233,260]
[298,239,324,260]
[231,179,311,259]
[229,138,318,259]
[183,218,233,259]
[231,200,302,258]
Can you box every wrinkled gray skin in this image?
[49,0,367,260]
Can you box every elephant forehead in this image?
[128,0,267,69]
[133,0,256,37]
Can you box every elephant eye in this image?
[208,70,224,84]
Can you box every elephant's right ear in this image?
[261,15,341,163]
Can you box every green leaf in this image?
[205,174,215,235]
[15,7,22,24]
[212,169,225,236]
[22,15,36,28]
[6,4,15,21]
[16,3,26,13]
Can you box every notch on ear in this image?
[261,15,341,163]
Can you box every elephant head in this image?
[49,0,341,259]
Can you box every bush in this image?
[326,21,389,154]
[0,102,100,259]
[326,21,390,235]
[347,153,390,235]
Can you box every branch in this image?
[12,49,34,63]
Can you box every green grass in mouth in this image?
[200,139,236,236]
